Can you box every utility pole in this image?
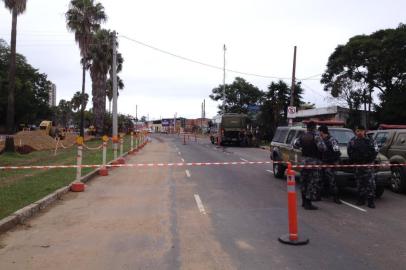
[112,31,118,159]
[136,104,138,121]
[203,99,206,119]
[289,46,297,127]
[174,113,177,134]
[223,44,226,113]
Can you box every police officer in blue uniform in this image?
[318,124,342,204]
[294,121,327,210]
[347,125,379,208]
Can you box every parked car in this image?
[270,126,391,198]
[367,127,406,193]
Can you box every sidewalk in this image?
[0,139,175,270]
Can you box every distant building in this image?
[149,120,162,133]
[49,83,56,107]
[291,105,367,125]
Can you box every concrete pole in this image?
[223,44,226,113]
[289,46,297,127]
[112,31,118,158]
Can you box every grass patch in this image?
[0,135,143,219]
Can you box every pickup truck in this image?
[367,129,406,193]
[270,126,392,198]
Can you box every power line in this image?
[1,30,324,81]
[300,81,329,99]
[119,34,319,81]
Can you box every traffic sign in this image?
[287,106,296,118]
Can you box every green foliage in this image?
[53,99,73,127]
[210,77,264,114]
[0,39,52,128]
[321,24,406,125]
[70,91,89,112]
[65,0,107,59]
[375,85,406,124]
[257,80,303,139]
[0,136,134,219]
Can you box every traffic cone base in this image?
[70,182,85,192]
[278,234,309,246]
[111,160,120,165]
[117,157,125,164]
[99,167,108,176]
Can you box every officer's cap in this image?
[306,121,316,130]
[355,125,366,131]
[318,124,329,134]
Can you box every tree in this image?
[55,100,73,127]
[3,0,27,134]
[106,75,124,113]
[375,85,406,124]
[88,29,112,135]
[0,40,52,130]
[210,77,264,114]
[321,24,406,126]
[66,0,106,136]
[257,80,303,139]
[106,51,124,113]
[71,91,89,111]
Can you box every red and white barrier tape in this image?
[1,160,405,171]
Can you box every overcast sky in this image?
[1,0,405,120]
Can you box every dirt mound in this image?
[12,130,59,151]
[0,131,93,152]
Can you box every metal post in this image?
[71,136,85,191]
[99,137,108,176]
[102,142,107,166]
[76,145,82,181]
[131,132,134,152]
[120,138,123,156]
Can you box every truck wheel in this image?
[391,166,406,193]
[375,186,385,198]
[273,161,285,179]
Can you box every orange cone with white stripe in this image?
[278,162,309,245]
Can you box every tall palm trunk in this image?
[6,8,18,134]
[91,72,107,136]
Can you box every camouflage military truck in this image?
[270,126,392,198]
[367,126,406,193]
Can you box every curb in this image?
[0,143,141,234]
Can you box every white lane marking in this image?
[340,200,367,212]
[178,151,181,155]
[181,158,185,162]
[194,194,207,215]
[266,170,274,174]
[240,158,249,162]
[185,169,191,178]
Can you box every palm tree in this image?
[106,75,124,114]
[65,0,106,136]
[88,29,113,135]
[3,0,27,134]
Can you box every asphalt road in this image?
[0,133,406,270]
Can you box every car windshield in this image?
[329,130,355,144]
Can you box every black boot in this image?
[356,196,365,206]
[333,195,342,204]
[367,198,375,209]
[303,199,318,210]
